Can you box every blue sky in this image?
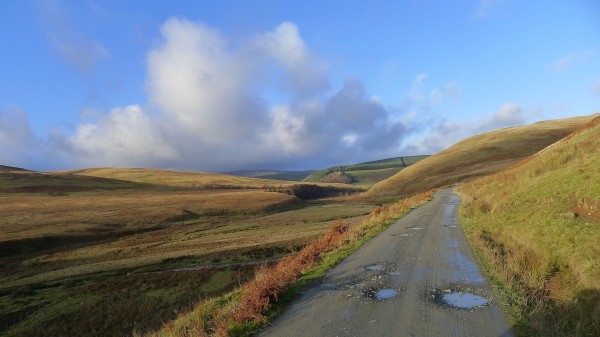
[1,0,599,171]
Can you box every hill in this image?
[0,165,28,172]
[0,169,148,193]
[64,167,310,189]
[366,114,598,199]
[225,170,315,181]
[303,155,429,186]
[0,166,373,336]
[457,115,600,336]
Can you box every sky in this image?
[1,0,599,172]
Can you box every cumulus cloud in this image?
[61,19,415,171]
[401,102,531,155]
[67,105,178,167]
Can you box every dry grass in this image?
[150,190,433,337]
[457,115,600,336]
[63,167,347,189]
[0,189,296,242]
[367,114,598,200]
[1,170,374,337]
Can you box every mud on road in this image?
[259,188,514,337]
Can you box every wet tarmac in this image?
[260,188,515,337]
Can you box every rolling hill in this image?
[303,155,429,186]
[64,167,313,189]
[225,170,315,181]
[457,115,600,336]
[366,114,599,200]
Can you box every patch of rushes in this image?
[148,190,434,337]
[457,116,600,336]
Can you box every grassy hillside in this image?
[0,165,28,172]
[0,166,373,336]
[0,169,151,193]
[303,155,429,186]
[64,167,302,189]
[457,115,600,336]
[367,114,598,200]
[226,170,315,181]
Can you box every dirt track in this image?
[259,188,515,337]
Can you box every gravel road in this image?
[259,188,515,337]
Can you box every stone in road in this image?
[259,188,515,337]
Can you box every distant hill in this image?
[457,115,600,336]
[0,169,147,193]
[0,165,29,172]
[64,167,316,189]
[303,155,429,186]
[225,170,315,181]
[366,114,598,199]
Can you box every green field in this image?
[303,155,429,186]
[225,170,315,181]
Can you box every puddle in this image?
[388,271,401,276]
[443,292,488,308]
[365,288,400,300]
[366,265,384,271]
[375,289,399,299]
[408,227,423,230]
[430,288,489,309]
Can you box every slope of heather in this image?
[457,115,600,336]
[367,114,598,199]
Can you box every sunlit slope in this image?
[366,114,597,199]
[457,115,600,335]
[64,167,306,189]
[304,155,429,186]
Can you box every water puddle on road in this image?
[365,288,400,300]
[442,292,488,308]
[430,288,489,309]
[366,265,384,271]
[375,289,399,300]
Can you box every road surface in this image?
[259,188,515,337]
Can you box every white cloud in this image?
[401,102,531,155]
[59,19,416,171]
[253,22,328,95]
[551,50,594,72]
[68,105,178,167]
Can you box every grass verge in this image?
[457,115,600,336]
[149,190,434,337]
